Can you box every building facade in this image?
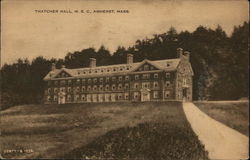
[43,48,193,104]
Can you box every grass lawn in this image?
[0,102,209,159]
[194,101,249,136]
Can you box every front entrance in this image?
[140,88,150,102]
[182,88,187,101]
[58,91,66,104]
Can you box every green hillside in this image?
[0,102,208,159]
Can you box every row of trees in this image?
[0,22,248,109]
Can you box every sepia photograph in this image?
[0,0,249,159]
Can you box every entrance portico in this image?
[140,88,151,102]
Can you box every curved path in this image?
[183,102,248,160]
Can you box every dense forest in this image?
[0,22,248,109]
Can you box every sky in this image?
[1,0,248,65]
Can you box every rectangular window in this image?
[134,92,139,99]
[112,84,116,90]
[88,79,92,84]
[81,94,85,101]
[125,92,129,100]
[87,85,91,91]
[166,73,170,78]
[105,85,109,91]
[125,76,129,81]
[142,82,150,89]
[60,87,65,92]
[125,83,129,89]
[112,77,116,82]
[135,75,139,80]
[48,88,51,93]
[82,79,85,84]
[153,91,159,98]
[166,81,170,87]
[74,86,80,93]
[183,78,187,86]
[74,95,80,101]
[100,78,103,83]
[99,85,103,91]
[144,65,149,71]
[165,90,170,98]
[68,80,72,85]
[48,81,51,86]
[76,79,80,84]
[142,74,150,79]
[54,88,58,93]
[93,78,97,83]
[82,86,85,92]
[93,85,97,90]
[153,81,159,88]
[118,76,123,81]
[118,93,123,100]
[154,73,158,78]
[134,83,139,89]
[67,95,71,101]
[67,87,71,92]
[60,80,66,85]
[54,95,58,101]
[118,84,123,90]
[106,77,110,83]
[54,81,58,86]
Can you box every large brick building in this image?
[43,48,193,104]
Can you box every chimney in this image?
[51,63,56,71]
[127,54,133,64]
[177,48,183,58]
[89,58,96,68]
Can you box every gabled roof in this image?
[43,58,181,80]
